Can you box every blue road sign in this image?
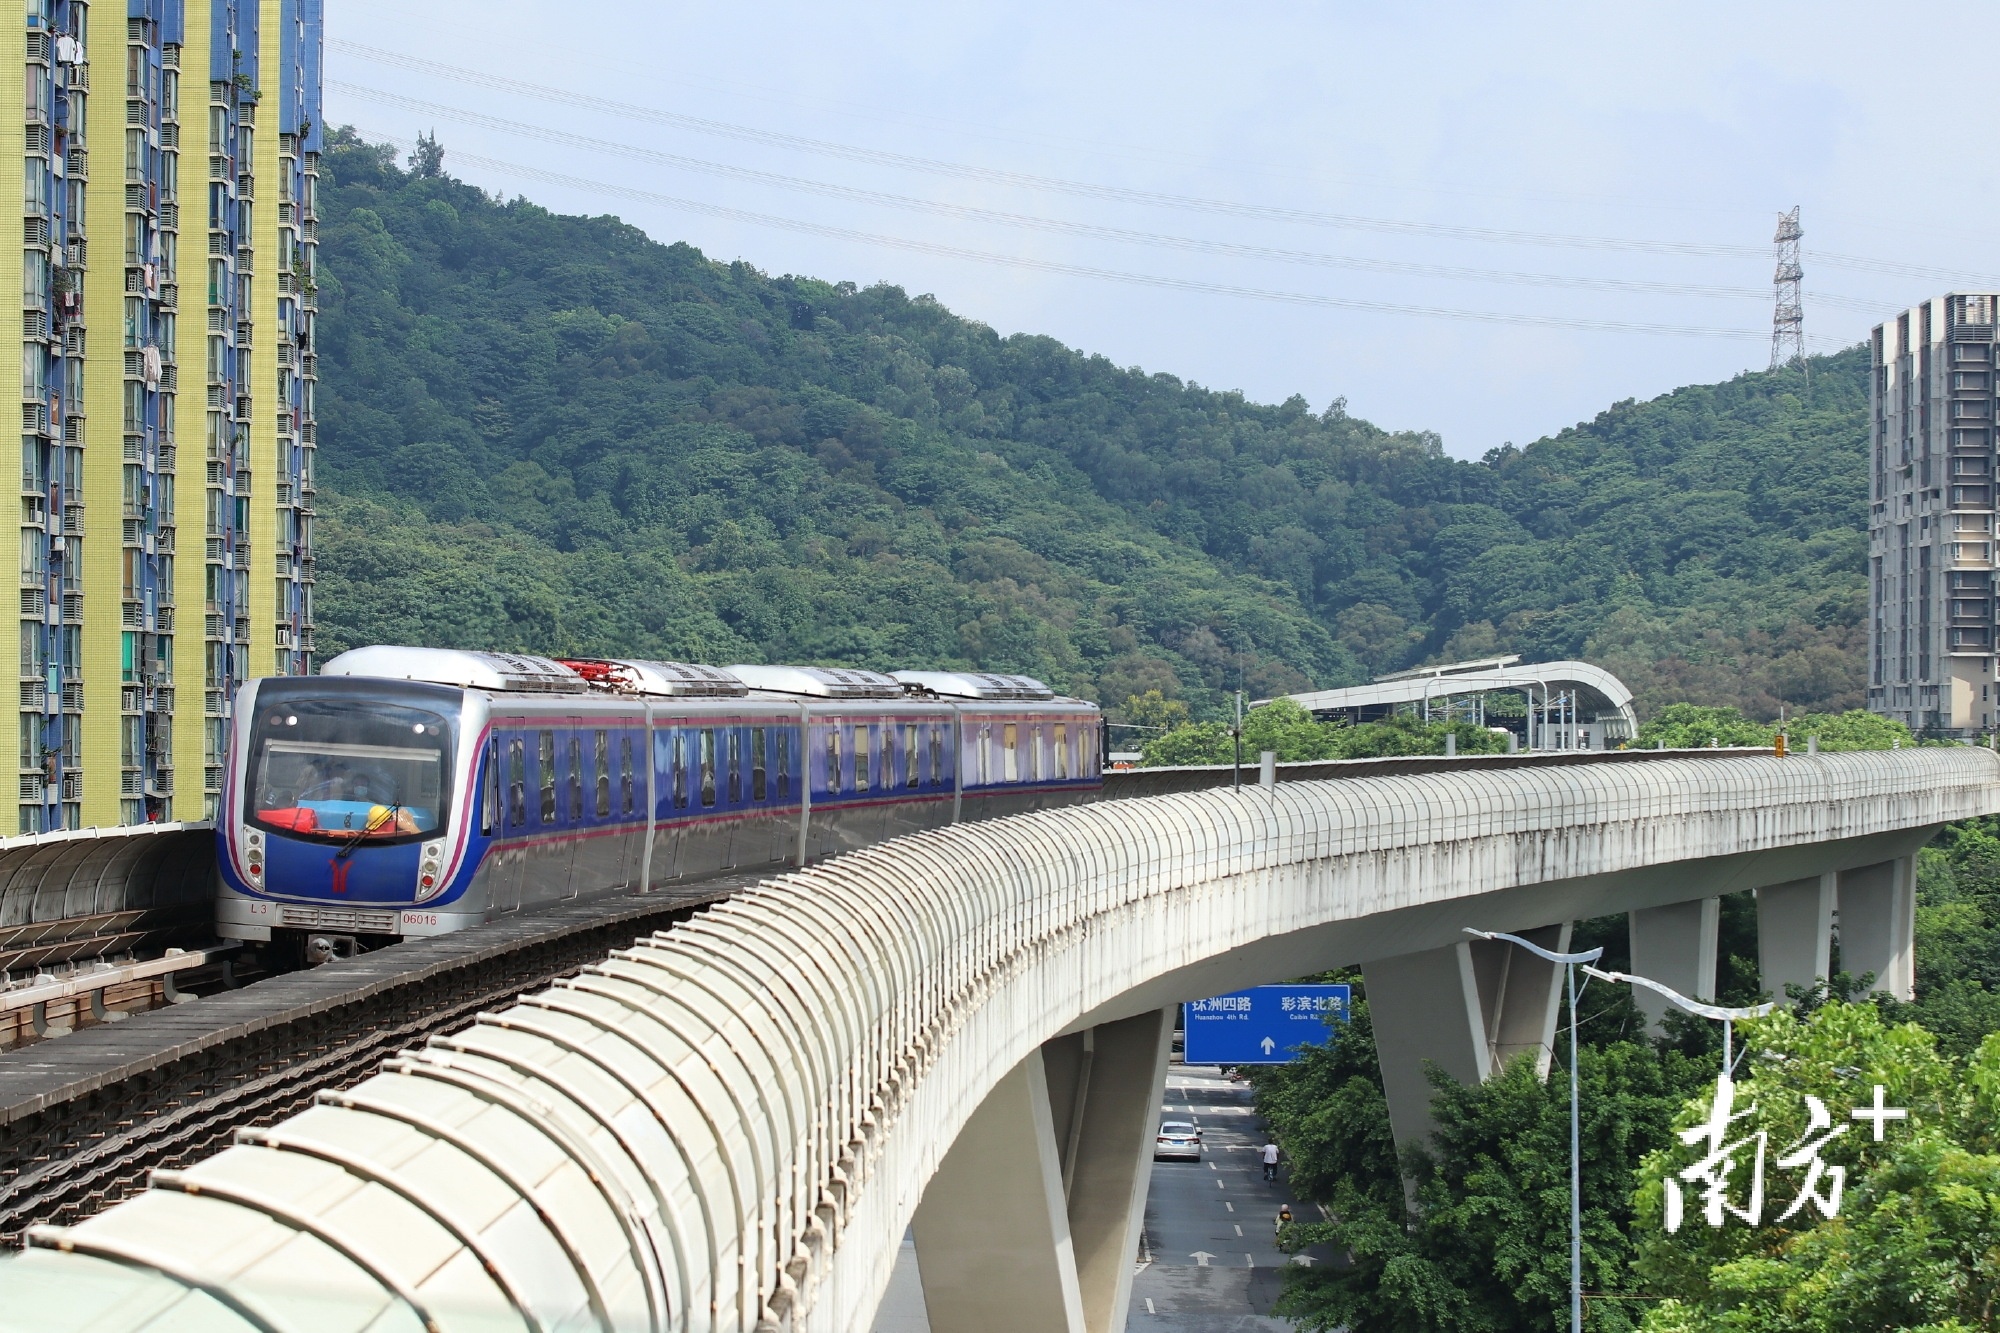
[1183,985,1352,1065]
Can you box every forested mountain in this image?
[315,130,1869,721]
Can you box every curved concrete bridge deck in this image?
[2,748,1992,1332]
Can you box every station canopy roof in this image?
[1263,655,1637,731]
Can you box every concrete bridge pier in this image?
[911,1008,1172,1333]
[1362,922,1573,1153]
[1837,857,1917,1000]
[1756,858,1917,1002]
[1628,897,1720,1030]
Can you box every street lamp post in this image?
[1579,967,1773,1077]
[1465,928,1604,1333]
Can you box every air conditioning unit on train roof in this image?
[726,664,904,699]
[559,658,748,698]
[319,646,587,693]
[892,670,1056,701]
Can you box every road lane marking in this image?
[1233,1224,1243,1236]
[1216,1180,1225,1189]
[1146,1299,1156,1314]
[1225,1202,1234,1212]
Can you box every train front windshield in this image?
[246,698,455,843]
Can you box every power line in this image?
[331,40,1768,261]
[335,82,1781,305]
[351,129,1784,343]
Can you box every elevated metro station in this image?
[1271,654,1639,749]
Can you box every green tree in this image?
[1782,709,1915,752]
[1636,1013,2000,1333]
[1264,1003,1709,1333]
[1637,704,1776,749]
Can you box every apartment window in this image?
[20,346,44,402]
[125,129,146,184]
[21,249,46,307]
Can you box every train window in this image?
[594,730,611,818]
[620,735,634,816]
[751,727,767,801]
[700,729,717,807]
[568,736,583,822]
[482,738,500,834]
[672,731,688,809]
[1027,724,1041,782]
[827,728,842,795]
[1003,723,1019,782]
[776,729,791,799]
[727,730,742,804]
[859,725,877,792]
[905,724,919,788]
[929,725,943,788]
[975,726,989,786]
[538,731,555,823]
[508,737,526,827]
[1055,723,1069,779]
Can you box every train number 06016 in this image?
[401,912,439,927]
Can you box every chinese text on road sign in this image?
[1183,985,1351,1065]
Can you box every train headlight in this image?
[240,827,265,889]
[415,839,445,901]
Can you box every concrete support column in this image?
[1627,898,1720,1031]
[1758,874,1836,1002]
[915,1009,1171,1333]
[913,1050,1086,1333]
[1047,1009,1173,1333]
[1363,922,1571,1151]
[1838,857,1917,1000]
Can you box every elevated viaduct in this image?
[1,747,1992,1333]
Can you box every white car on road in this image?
[1154,1121,1202,1161]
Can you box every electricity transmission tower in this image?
[1770,206,1804,369]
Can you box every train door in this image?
[481,732,527,917]
[651,724,686,883]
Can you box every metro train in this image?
[215,646,1104,964]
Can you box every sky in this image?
[326,2,2000,459]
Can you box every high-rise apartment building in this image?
[5,0,320,831]
[1869,293,2000,738]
